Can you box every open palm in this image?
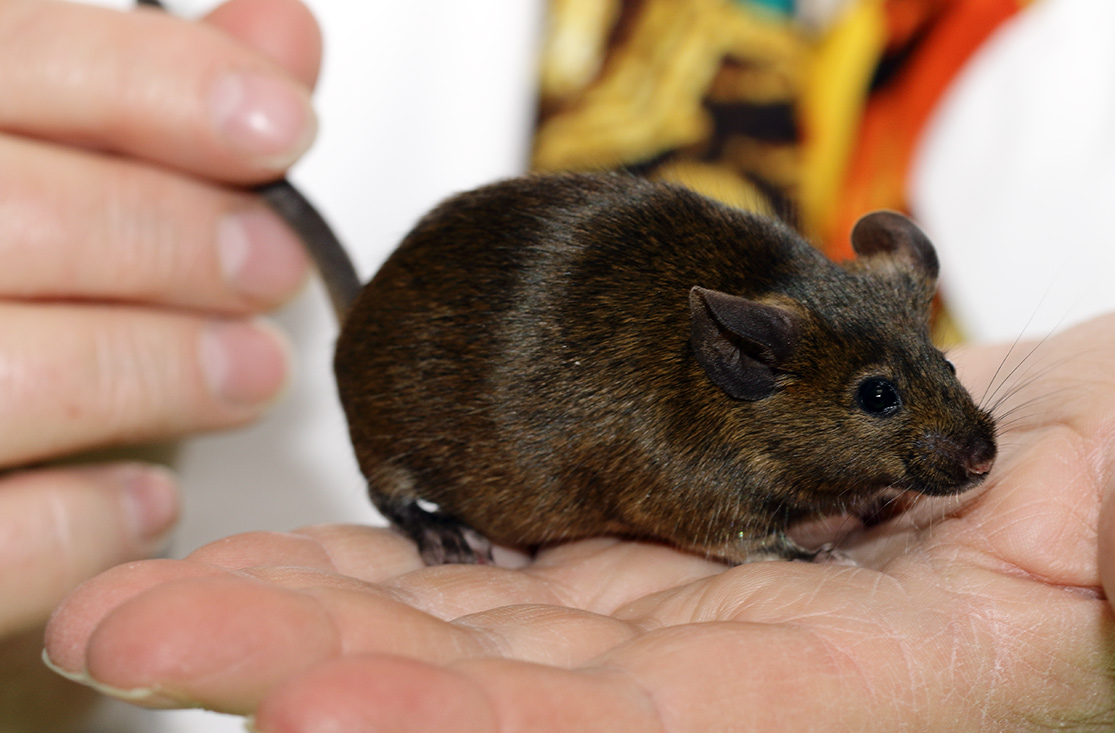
[45,315,1115,731]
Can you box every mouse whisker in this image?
[990,388,1065,429]
[980,327,1063,413]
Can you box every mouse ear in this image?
[689,287,799,401]
[851,211,939,282]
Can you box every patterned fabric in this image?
[532,0,1036,341]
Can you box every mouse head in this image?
[688,211,996,512]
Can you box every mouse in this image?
[144,0,995,565]
[308,172,998,565]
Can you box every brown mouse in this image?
[322,173,996,565]
[146,0,985,565]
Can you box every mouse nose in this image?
[964,438,996,477]
[966,457,993,476]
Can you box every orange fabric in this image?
[825,0,1025,260]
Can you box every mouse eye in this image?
[856,377,902,417]
[945,359,957,375]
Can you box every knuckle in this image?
[0,137,245,308]
[0,308,215,467]
[88,314,198,440]
[101,166,210,298]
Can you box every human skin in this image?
[44,314,1115,731]
[0,0,320,727]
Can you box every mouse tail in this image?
[139,0,362,318]
[258,180,363,319]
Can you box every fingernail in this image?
[219,208,309,304]
[199,320,290,409]
[42,650,172,706]
[118,465,180,545]
[209,71,316,168]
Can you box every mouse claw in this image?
[808,544,859,566]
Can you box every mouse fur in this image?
[331,173,997,565]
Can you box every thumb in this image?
[0,464,178,637]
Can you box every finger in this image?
[293,525,428,581]
[44,559,231,680]
[0,0,316,181]
[41,559,638,712]
[186,531,340,571]
[187,525,426,580]
[251,656,503,733]
[203,0,322,88]
[355,539,725,621]
[184,526,726,619]
[0,304,289,467]
[56,572,463,711]
[58,575,343,712]
[249,655,660,733]
[0,136,308,311]
[186,530,663,661]
[0,464,178,638]
[528,538,726,612]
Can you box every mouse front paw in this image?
[807,543,859,565]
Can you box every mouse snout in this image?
[907,426,997,495]
[964,437,996,477]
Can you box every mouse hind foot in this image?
[752,535,858,565]
[374,496,494,565]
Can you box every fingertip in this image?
[40,646,90,687]
[79,576,340,710]
[0,1,319,182]
[204,0,323,87]
[207,68,318,172]
[218,206,311,308]
[200,0,324,174]
[43,558,217,677]
[199,318,293,414]
[116,464,181,552]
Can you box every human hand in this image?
[0,0,320,725]
[43,314,1115,730]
